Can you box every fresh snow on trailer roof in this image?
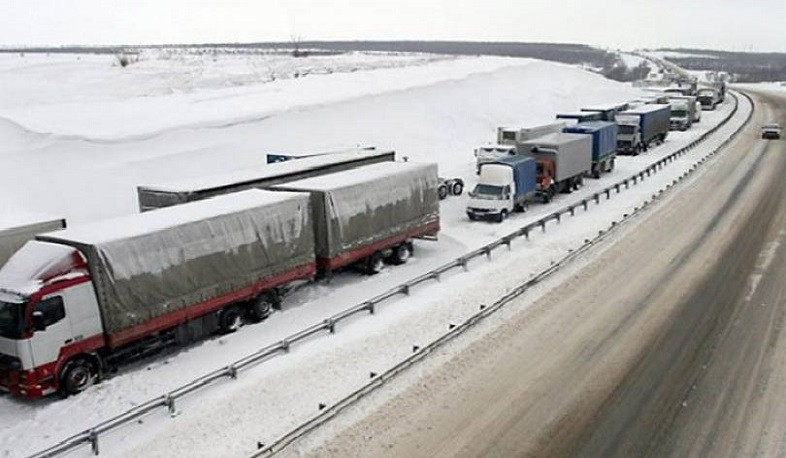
[275,161,431,191]
[0,213,62,231]
[140,148,392,192]
[39,189,303,245]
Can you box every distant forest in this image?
[657,48,786,82]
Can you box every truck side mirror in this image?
[32,311,47,332]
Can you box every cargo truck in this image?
[697,87,721,110]
[519,133,592,203]
[272,162,440,275]
[474,122,565,173]
[0,190,317,398]
[563,121,618,178]
[466,156,537,222]
[668,96,697,131]
[616,105,670,155]
[0,216,66,268]
[137,147,395,211]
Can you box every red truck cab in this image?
[0,241,104,398]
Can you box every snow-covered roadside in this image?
[120,94,752,458]
[0,50,738,457]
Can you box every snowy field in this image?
[0,50,745,457]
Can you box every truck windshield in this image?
[672,110,688,117]
[618,125,636,135]
[0,300,26,339]
[472,184,504,199]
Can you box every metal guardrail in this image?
[28,91,750,458]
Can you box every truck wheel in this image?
[592,168,601,179]
[60,358,97,396]
[390,244,412,265]
[438,185,448,200]
[542,193,551,204]
[219,306,243,334]
[468,213,477,221]
[365,252,385,275]
[451,181,464,196]
[609,158,616,171]
[249,295,275,322]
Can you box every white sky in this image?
[1,0,784,52]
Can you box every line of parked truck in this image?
[0,80,727,399]
[466,82,724,223]
[0,149,441,398]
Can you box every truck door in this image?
[29,295,71,368]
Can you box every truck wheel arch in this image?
[57,353,102,396]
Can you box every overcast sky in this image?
[1,0,784,51]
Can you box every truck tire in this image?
[249,294,275,322]
[60,358,97,396]
[592,167,601,179]
[365,252,385,275]
[451,181,464,196]
[609,158,616,171]
[495,210,507,223]
[390,244,412,265]
[438,184,448,200]
[468,213,477,221]
[219,306,243,334]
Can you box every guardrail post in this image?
[87,430,99,456]
[582,200,588,211]
[503,237,512,250]
[430,271,441,282]
[625,180,630,189]
[540,220,547,232]
[569,206,575,216]
[523,228,530,240]
[555,213,561,224]
[594,194,600,204]
[615,184,620,193]
[227,365,238,379]
[324,318,336,334]
[483,247,492,260]
[459,257,469,271]
[365,302,375,314]
[280,340,291,353]
[165,395,176,416]
[605,189,611,200]
[400,284,411,296]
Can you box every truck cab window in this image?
[35,297,66,328]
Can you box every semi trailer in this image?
[555,111,604,124]
[616,104,670,155]
[519,133,592,202]
[272,161,440,275]
[0,190,316,398]
[466,156,537,223]
[563,121,618,178]
[580,103,629,122]
[136,147,395,211]
[0,216,66,268]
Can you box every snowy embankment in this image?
[0,51,741,457]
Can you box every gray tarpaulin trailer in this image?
[37,190,315,346]
[136,147,395,212]
[272,161,440,275]
[0,216,66,267]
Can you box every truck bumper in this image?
[467,209,501,221]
